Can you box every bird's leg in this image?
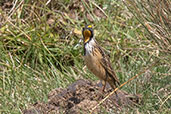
[101,80,106,92]
[101,71,109,92]
[110,83,118,97]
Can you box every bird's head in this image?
[82,25,94,44]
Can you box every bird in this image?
[82,25,120,91]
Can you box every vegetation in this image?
[0,0,170,113]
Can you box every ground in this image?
[23,79,142,114]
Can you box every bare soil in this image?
[23,79,142,114]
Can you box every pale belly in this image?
[84,54,106,80]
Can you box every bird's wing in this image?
[95,43,120,86]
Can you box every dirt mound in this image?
[23,79,142,114]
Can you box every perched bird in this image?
[82,25,120,91]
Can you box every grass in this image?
[0,0,170,113]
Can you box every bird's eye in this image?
[87,25,92,28]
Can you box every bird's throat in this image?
[84,37,90,43]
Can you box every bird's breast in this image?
[84,49,106,80]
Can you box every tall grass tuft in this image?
[124,0,171,64]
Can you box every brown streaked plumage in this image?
[82,25,120,91]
